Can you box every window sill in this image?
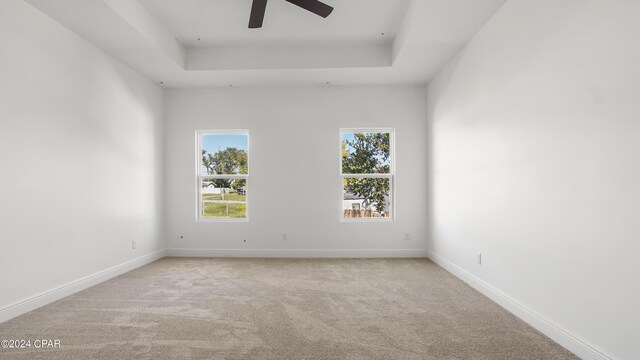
[197,218,249,223]
[339,218,394,223]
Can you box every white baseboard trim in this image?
[167,248,428,258]
[0,249,166,324]
[426,250,612,360]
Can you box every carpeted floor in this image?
[0,258,577,360]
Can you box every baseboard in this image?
[426,250,612,360]
[0,249,166,324]
[166,248,428,258]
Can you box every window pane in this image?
[202,179,247,219]
[201,134,248,175]
[342,178,391,218]
[341,132,391,174]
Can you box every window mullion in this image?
[341,173,392,179]
[201,174,248,180]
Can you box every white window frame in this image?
[339,128,395,222]
[196,129,250,223]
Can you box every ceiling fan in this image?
[249,0,334,29]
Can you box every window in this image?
[197,130,249,221]
[340,129,394,221]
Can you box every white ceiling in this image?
[139,0,411,47]
[24,0,508,88]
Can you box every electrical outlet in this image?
[131,241,136,250]
[282,233,288,241]
[477,252,482,265]
[404,233,410,241]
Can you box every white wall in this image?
[164,86,428,256]
[0,0,164,320]
[426,0,640,359]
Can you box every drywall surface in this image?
[0,0,164,317]
[164,86,428,255]
[426,0,640,359]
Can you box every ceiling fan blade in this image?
[284,0,333,18]
[249,0,268,28]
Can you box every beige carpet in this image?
[0,258,577,360]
